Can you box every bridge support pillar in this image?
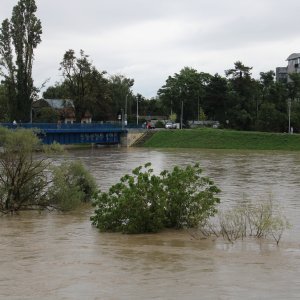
[120,130,145,147]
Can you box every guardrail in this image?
[0,122,143,130]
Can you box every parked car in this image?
[165,122,177,129]
[146,121,155,129]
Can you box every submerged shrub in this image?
[0,128,49,213]
[48,161,98,211]
[162,163,220,229]
[91,163,220,233]
[198,197,291,245]
[91,163,166,233]
[0,127,98,214]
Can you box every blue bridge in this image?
[0,123,134,145]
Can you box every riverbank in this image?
[142,128,300,150]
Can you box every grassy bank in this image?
[142,128,300,151]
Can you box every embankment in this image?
[142,128,300,150]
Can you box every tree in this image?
[91,163,220,233]
[33,106,58,123]
[260,71,275,91]
[199,107,207,121]
[108,74,134,119]
[60,49,111,122]
[0,127,98,214]
[145,97,166,117]
[0,127,48,213]
[169,112,177,122]
[254,71,289,132]
[225,61,252,81]
[256,102,286,132]
[158,67,211,123]
[48,161,98,212]
[0,0,42,122]
[225,62,259,130]
[42,81,68,99]
[0,83,9,121]
[203,74,228,123]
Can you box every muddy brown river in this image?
[1,147,300,299]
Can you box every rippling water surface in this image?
[1,147,300,299]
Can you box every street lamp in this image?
[121,108,124,130]
[197,91,200,122]
[136,97,139,126]
[125,94,128,127]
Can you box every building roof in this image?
[286,53,300,61]
[43,99,74,109]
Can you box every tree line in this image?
[158,63,300,132]
[1,0,299,132]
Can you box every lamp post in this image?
[125,94,128,127]
[288,98,291,133]
[30,107,33,123]
[180,100,183,129]
[121,108,124,130]
[197,92,200,122]
[136,97,139,126]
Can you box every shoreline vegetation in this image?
[141,128,300,151]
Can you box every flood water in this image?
[1,147,300,299]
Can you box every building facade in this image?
[276,53,300,82]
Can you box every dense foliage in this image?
[42,72,162,123]
[59,49,111,122]
[91,163,220,233]
[0,127,48,212]
[162,164,220,228]
[0,127,98,214]
[158,64,300,132]
[49,161,98,211]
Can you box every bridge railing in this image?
[0,122,143,130]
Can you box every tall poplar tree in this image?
[0,0,42,122]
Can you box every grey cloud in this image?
[173,0,300,53]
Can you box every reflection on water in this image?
[1,147,300,299]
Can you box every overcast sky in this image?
[1,0,300,98]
